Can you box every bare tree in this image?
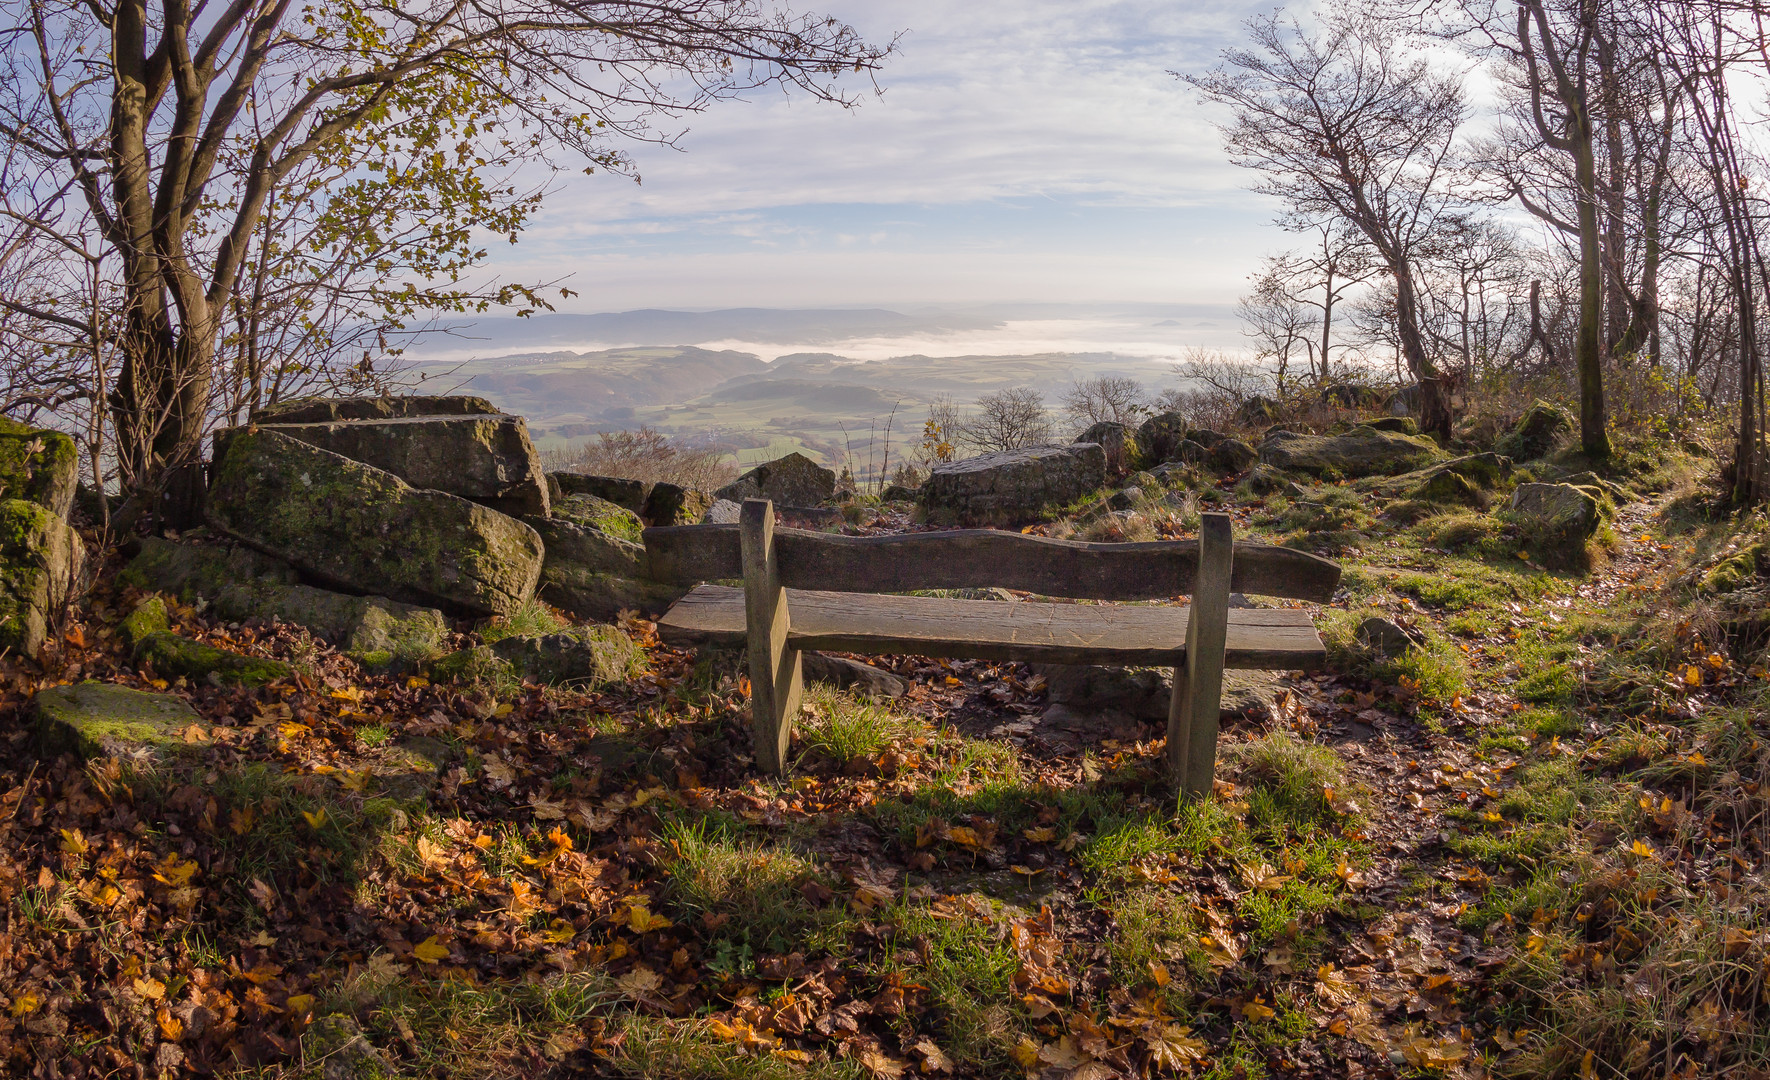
[1184,2,1465,439]
[1060,375,1147,430]
[0,0,889,521]
[1238,261,1317,389]
[959,386,1053,453]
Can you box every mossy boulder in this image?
[526,516,645,578]
[1412,469,1483,506]
[1258,427,1446,478]
[715,452,836,507]
[1496,401,1574,461]
[134,630,294,687]
[642,482,712,527]
[549,494,643,544]
[122,537,448,668]
[548,472,649,515]
[251,394,498,425]
[1702,542,1768,594]
[0,417,78,518]
[33,681,205,759]
[207,429,543,617]
[1209,437,1258,473]
[1236,465,1304,499]
[1509,482,1603,540]
[0,498,84,658]
[920,444,1108,526]
[218,414,549,517]
[427,645,515,686]
[120,597,170,649]
[488,626,645,687]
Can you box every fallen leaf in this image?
[412,935,450,964]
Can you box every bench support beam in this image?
[741,499,802,775]
[1170,512,1234,797]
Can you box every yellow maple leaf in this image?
[10,991,41,1016]
[626,904,673,933]
[329,686,363,704]
[406,676,430,689]
[1145,1025,1208,1071]
[339,770,372,792]
[1022,826,1057,843]
[1629,839,1655,858]
[285,993,315,1015]
[1685,664,1703,687]
[132,977,166,1001]
[59,828,89,855]
[152,855,197,887]
[302,808,327,830]
[412,935,450,964]
[540,919,577,944]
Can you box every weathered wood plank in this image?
[1172,512,1233,796]
[642,525,1340,603]
[741,500,801,775]
[656,584,1326,669]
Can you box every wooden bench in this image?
[644,499,1341,796]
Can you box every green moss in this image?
[551,493,644,543]
[0,498,83,656]
[1701,542,1765,594]
[133,630,294,687]
[32,681,205,759]
[120,597,170,648]
[0,419,77,516]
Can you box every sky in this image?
[479,0,1291,314]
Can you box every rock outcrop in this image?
[221,413,549,517]
[208,429,542,617]
[1258,426,1445,477]
[549,494,643,543]
[715,452,836,507]
[919,444,1107,526]
[1133,412,1188,465]
[0,499,84,658]
[0,417,78,519]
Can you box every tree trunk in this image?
[1392,265,1451,440]
[1571,125,1612,458]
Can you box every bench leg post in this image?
[1168,512,1234,797]
[741,498,801,776]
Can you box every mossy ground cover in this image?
[5,435,1768,1080]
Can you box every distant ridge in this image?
[433,307,1001,352]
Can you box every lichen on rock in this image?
[32,681,205,760]
[0,497,84,658]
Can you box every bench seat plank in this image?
[656,585,1326,669]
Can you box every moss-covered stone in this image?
[1703,543,1767,594]
[0,417,78,519]
[220,414,548,517]
[1508,482,1603,540]
[549,494,643,543]
[714,452,836,506]
[1076,421,1138,477]
[0,498,84,658]
[549,472,649,514]
[32,681,205,759]
[1363,416,1419,435]
[120,597,170,649]
[1412,469,1483,506]
[1133,412,1189,466]
[207,429,542,616]
[488,626,646,687]
[1496,400,1574,461]
[428,645,516,686]
[134,630,294,687]
[1258,427,1445,478]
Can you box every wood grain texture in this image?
[657,585,1327,669]
[741,500,801,776]
[1173,512,1233,796]
[642,525,1340,603]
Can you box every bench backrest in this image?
[642,518,1340,603]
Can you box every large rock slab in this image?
[1509,482,1602,539]
[1258,426,1445,478]
[207,429,542,617]
[33,681,205,760]
[488,626,642,687]
[0,499,84,658]
[251,394,498,425]
[538,565,685,623]
[0,418,78,519]
[120,538,445,667]
[221,414,548,517]
[715,452,835,507]
[920,444,1108,525]
[133,631,294,687]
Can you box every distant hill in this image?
[416,307,1001,353]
